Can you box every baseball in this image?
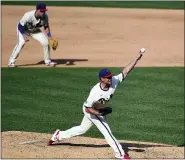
[140,48,145,53]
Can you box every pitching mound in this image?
[2,131,184,159]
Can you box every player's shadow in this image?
[17,58,88,67]
[36,58,88,65]
[53,142,172,154]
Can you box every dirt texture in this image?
[2,131,184,159]
[1,5,184,159]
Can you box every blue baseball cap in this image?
[99,68,112,78]
[36,2,48,11]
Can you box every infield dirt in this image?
[1,6,184,159]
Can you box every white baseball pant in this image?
[8,27,51,64]
[57,107,125,158]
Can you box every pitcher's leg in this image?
[59,115,93,139]
[49,115,93,144]
[8,30,26,66]
[31,33,56,66]
[90,114,125,158]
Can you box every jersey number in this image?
[98,98,109,104]
[98,94,113,104]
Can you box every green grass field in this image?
[1,1,184,10]
[2,67,184,146]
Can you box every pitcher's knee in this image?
[79,126,88,134]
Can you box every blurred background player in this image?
[8,2,58,67]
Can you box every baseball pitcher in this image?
[8,2,58,67]
[48,48,146,159]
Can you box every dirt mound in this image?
[2,131,184,159]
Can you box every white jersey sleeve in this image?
[113,72,124,83]
[19,13,30,26]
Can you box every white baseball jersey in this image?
[83,73,124,109]
[19,10,49,35]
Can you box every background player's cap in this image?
[99,68,112,78]
[36,2,48,11]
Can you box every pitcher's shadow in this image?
[51,142,171,154]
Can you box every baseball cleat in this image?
[115,154,131,159]
[8,63,17,67]
[123,154,131,159]
[48,129,60,145]
[48,139,55,145]
[45,61,57,67]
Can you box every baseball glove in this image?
[49,38,58,50]
[98,107,112,116]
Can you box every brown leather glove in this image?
[98,107,112,116]
[48,37,58,50]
